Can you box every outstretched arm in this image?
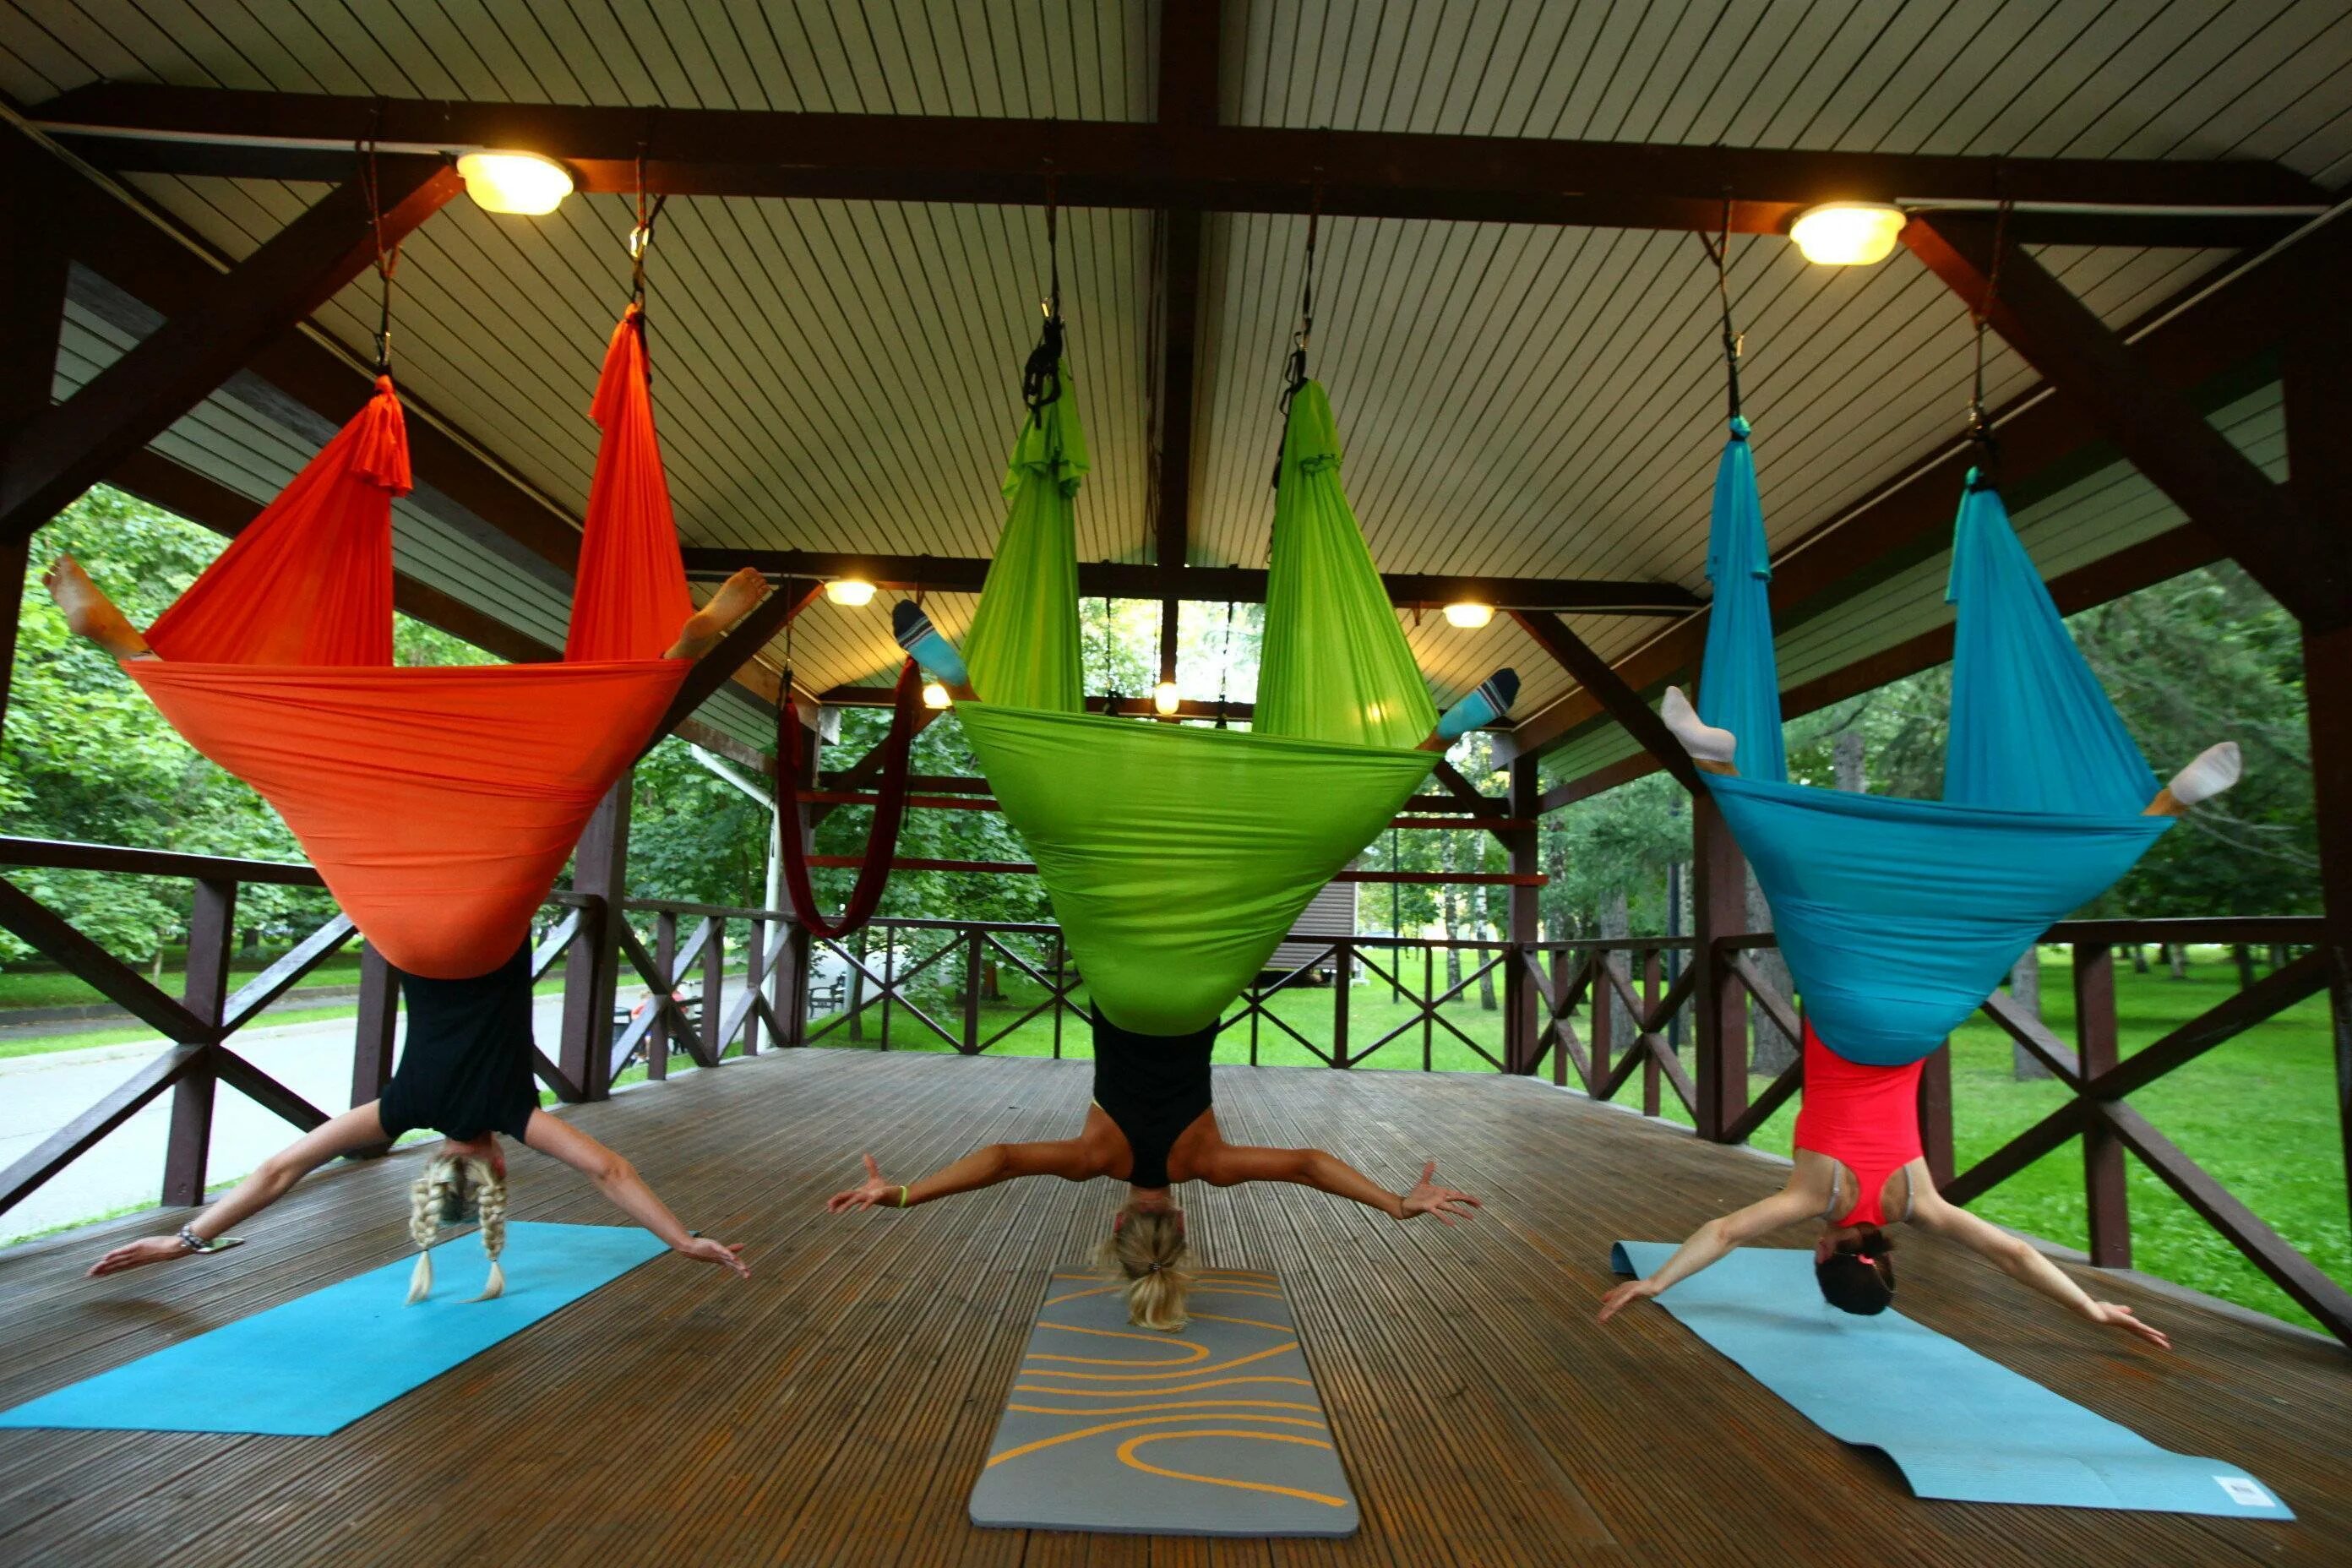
[1596,1186,1819,1322]
[1193,1146,1478,1223]
[829,1141,1100,1212]
[524,1109,749,1278]
[1909,1188,2168,1348]
[89,1102,391,1277]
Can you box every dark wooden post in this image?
[2075,942,2131,1267]
[2279,234,2352,1243]
[558,775,631,1100]
[1591,948,1614,1096]
[1331,940,1351,1069]
[647,910,677,1081]
[700,918,724,1063]
[1504,756,1543,1073]
[1642,946,1663,1118]
[351,942,399,1137]
[161,878,236,1205]
[1550,952,1571,1088]
[1690,791,1750,1141]
[0,138,72,729]
[779,710,823,1047]
[1917,1043,1955,1189]
[962,929,983,1054]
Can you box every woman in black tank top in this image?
[827,1010,1480,1331]
[86,939,753,1293]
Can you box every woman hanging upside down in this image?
[58,558,772,1292]
[1593,688,2243,1347]
[827,1010,1478,1331]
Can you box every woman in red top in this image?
[1595,1019,2164,1347]
[1595,689,2213,1348]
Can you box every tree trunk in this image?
[2232,944,2257,990]
[2168,943,2189,980]
[1600,887,1634,1051]
[982,961,1002,1002]
[1440,836,1463,992]
[1832,730,1866,793]
[238,926,261,959]
[2130,944,2149,975]
[1745,871,1797,1075]
[1473,884,1499,1012]
[2268,943,2288,972]
[2009,945,2050,1080]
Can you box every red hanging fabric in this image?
[127,314,693,979]
[774,659,921,940]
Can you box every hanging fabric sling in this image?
[772,658,923,940]
[127,307,696,980]
[957,369,1437,1037]
[1694,433,2170,1066]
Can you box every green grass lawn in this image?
[790,948,2346,1333]
[0,945,373,1010]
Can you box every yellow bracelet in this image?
[897,1184,911,1209]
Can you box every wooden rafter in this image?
[1496,242,2290,769]
[1508,610,1701,793]
[34,84,2326,247]
[1904,213,2349,631]
[689,549,1697,615]
[1148,0,1221,680]
[0,151,458,545]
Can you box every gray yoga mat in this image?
[970,1268,1358,1537]
[1612,1241,2292,1518]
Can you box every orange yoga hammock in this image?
[128,307,692,979]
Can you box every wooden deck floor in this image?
[0,1051,2342,1567]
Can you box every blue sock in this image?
[892,600,967,688]
[1436,667,1519,741]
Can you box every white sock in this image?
[1661,686,1737,765]
[2165,741,2241,808]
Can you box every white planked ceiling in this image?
[2,0,2344,738]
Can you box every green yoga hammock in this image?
[958,375,1435,1036]
[1696,418,2170,1065]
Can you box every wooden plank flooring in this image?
[0,1051,2342,1567]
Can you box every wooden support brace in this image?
[1508,611,1701,792]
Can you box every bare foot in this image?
[43,556,155,660]
[666,567,772,660]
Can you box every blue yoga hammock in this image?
[1696,419,2170,1066]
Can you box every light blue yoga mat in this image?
[971,1269,1358,1537]
[1,1222,666,1436]
[1611,1242,2291,1519]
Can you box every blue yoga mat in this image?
[1,1222,666,1436]
[1610,1243,2290,1518]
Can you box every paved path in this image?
[0,994,571,1245]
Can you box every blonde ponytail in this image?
[1093,1204,1195,1332]
[403,1149,510,1306]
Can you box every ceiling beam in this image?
[32,84,2325,248]
[0,153,458,546]
[1509,610,1701,794]
[1538,520,2223,808]
[641,582,819,760]
[1148,0,1221,684]
[1494,240,2290,768]
[683,549,1696,615]
[1904,213,2347,631]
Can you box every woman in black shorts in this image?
[87,939,749,1296]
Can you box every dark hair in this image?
[1815,1226,1896,1315]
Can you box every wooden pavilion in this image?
[0,3,2347,1564]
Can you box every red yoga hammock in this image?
[128,307,692,979]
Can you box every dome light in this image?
[823,579,876,607]
[455,150,575,216]
[1788,202,1908,266]
[1152,681,1182,716]
[922,680,953,710]
[1442,601,1494,629]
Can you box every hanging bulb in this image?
[922,680,953,710]
[1442,602,1494,629]
[1789,203,1908,266]
[455,150,574,215]
[824,579,876,607]
[1152,681,1181,716]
